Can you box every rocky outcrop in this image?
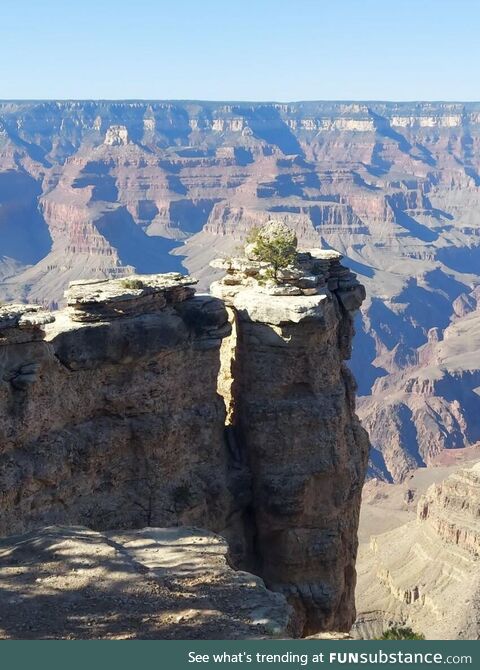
[104,125,129,146]
[418,464,480,556]
[0,273,232,537]
[0,525,295,639]
[354,462,480,639]
[65,273,196,322]
[211,240,369,635]
[0,247,368,636]
[2,99,480,480]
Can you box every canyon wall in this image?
[418,464,480,557]
[359,303,480,482]
[0,275,233,537]
[355,462,480,639]
[0,252,368,634]
[1,100,480,480]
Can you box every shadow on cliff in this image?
[437,244,480,275]
[0,170,52,264]
[1,127,52,167]
[365,142,393,176]
[72,161,119,202]
[368,447,394,483]
[95,207,187,274]
[168,198,220,234]
[341,256,375,279]
[394,404,426,469]
[387,200,439,243]
[369,110,412,154]
[239,106,304,157]
[348,313,388,396]
[368,109,436,168]
[363,268,466,367]
[258,170,321,198]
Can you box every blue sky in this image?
[1,0,479,101]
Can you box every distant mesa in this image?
[104,124,129,146]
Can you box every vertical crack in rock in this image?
[211,244,370,635]
[0,247,369,635]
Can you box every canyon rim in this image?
[2,100,480,482]
[1,98,480,640]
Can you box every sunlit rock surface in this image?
[0,526,296,639]
[0,252,368,636]
[355,459,480,640]
[1,100,480,478]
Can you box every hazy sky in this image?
[1,0,479,101]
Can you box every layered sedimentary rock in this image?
[211,241,370,634]
[0,274,232,537]
[0,526,295,639]
[0,250,368,635]
[360,302,480,482]
[355,462,480,639]
[418,464,480,557]
[1,100,480,477]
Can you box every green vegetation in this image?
[121,278,145,290]
[378,626,425,640]
[247,223,297,282]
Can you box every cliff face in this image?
[211,245,369,634]
[0,253,368,635]
[1,99,480,480]
[418,464,480,557]
[355,462,480,639]
[359,302,480,482]
[0,275,232,537]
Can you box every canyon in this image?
[1,100,480,639]
[355,448,480,639]
[0,244,369,638]
[1,100,480,481]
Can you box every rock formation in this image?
[418,464,480,557]
[0,240,368,636]
[354,462,480,639]
[211,234,369,634]
[0,526,295,639]
[360,302,480,481]
[1,99,480,478]
[0,275,232,537]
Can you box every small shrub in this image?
[247,222,297,282]
[378,626,425,640]
[121,278,145,290]
[246,226,261,245]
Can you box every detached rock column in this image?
[212,248,370,635]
